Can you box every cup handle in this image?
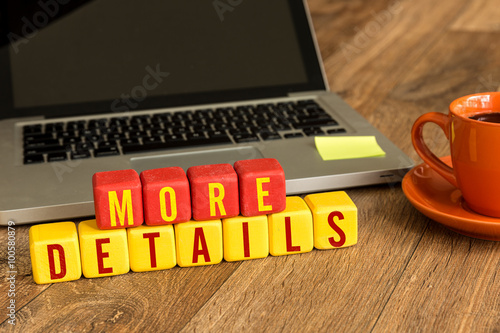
[411,112,458,188]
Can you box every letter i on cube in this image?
[223,215,269,261]
[29,222,82,284]
[140,167,191,225]
[234,158,286,217]
[187,163,239,220]
[92,169,143,229]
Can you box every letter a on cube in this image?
[140,167,191,225]
[29,222,82,284]
[127,224,176,272]
[175,220,223,267]
[187,164,239,220]
[78,219,129,278]
[93,169,143,229]
[268,196,313,256]
[234,158,286,217]
[304,191,357,249]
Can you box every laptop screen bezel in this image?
[0,0,327,120]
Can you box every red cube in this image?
[140,167,191,225]
[233,158,286,217]
[92,169,144,229]
[187,164,239,220]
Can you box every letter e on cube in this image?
[234,158,286,217]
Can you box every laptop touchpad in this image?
[130,146,263,173]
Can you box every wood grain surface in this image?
[1,0,499,332]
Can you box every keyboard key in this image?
[327,128,347,134]
[233,132,259,143]
[24,133,54,143]
[71,150,91,160]
[24,154,44,164]
[284,132,304,139]
[143,136,163,145]
[94,146,119,157]
[23,124,42,134]
[259,131,281,141]
[303,127,324,136]
[47,151,67,162]
[292,117,337,129]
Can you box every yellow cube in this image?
[268,196,313,256]
[29,222,82,284]
[222,215,269,262]
[304,191,358,249]
[175,220,223,267]
[78,219,129,278]
[127,224,176,272]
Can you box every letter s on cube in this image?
[92,169,144,229]
[233,158,286,217]
[304,191,357,249]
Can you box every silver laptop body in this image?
[0,0,413,225]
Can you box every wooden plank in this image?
[0,260,242,332]
[321,0,471,118]
[372,223,500,332]
[450,0,500,32]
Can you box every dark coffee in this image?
[469,112,500,123]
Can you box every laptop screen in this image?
[0,0,325,120]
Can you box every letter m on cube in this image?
[93,169,144,229]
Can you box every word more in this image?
[93,158,287,229]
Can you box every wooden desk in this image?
[1,0,499,331]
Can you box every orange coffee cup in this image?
[412,92,500,218]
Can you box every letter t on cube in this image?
[93,169,143,229]
[234,158,286,217]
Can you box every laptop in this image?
[0,0,413,225]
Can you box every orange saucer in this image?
[402,156,500,241]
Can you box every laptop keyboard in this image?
[22,100,345,164]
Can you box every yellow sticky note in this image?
[315,136,386,161]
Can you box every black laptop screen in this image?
[0,0,325,119]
